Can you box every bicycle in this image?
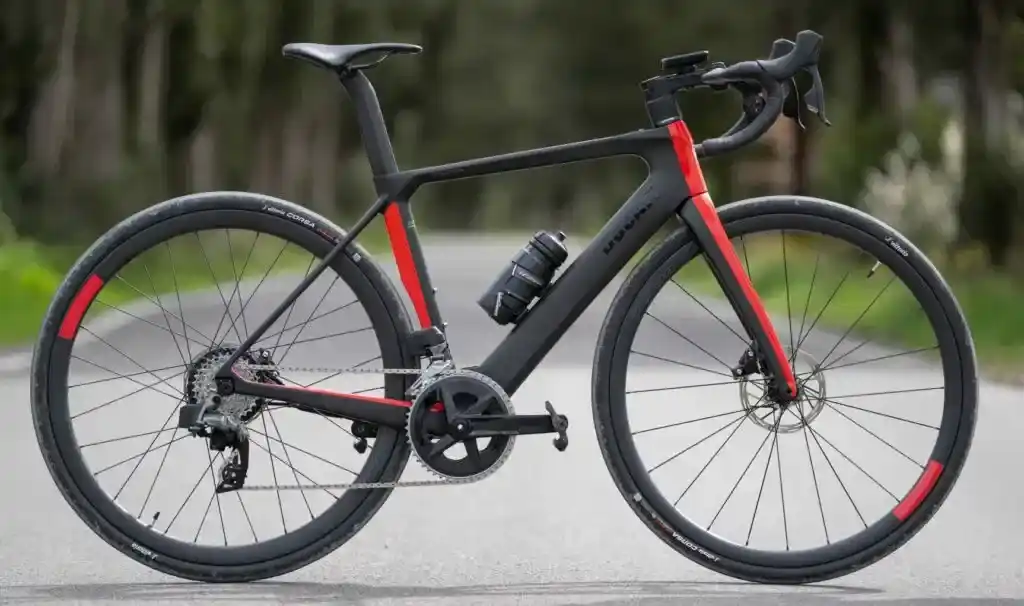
[31,30,976,584]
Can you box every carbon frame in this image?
[215,70,797,430]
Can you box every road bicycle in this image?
[31,30,976,584]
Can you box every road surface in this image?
[1,234,1021,605]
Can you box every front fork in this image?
[667,119,797,401]
[678,196,798,402]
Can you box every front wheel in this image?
[592,195,976,584]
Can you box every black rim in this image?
[39,206,409,567]
[604,211,969,570]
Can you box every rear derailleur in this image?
[210,430,250,494]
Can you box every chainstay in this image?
[231,361,498,491]
[241,364,426,375]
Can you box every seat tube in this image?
[338,71,444,332]
[339,71,399,178]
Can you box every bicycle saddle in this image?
[282,42,422,73]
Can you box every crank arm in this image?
[463,413,560,436]
[462,401,570,451]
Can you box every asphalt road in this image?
[1,234,1022,605]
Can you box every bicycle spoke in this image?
[819,399,925,468]
[707,422,774,531]
[137,428,179,520]
[203,448,229,546]
[630,350,733,378]
[164,241,202,358]
[801,411,830,543]
[248,439,341,500]
[210,232,261,345]
[774,410,789,550]
[217,238,291,346]
[822,396,939,430]
[745,410,783,546]
[824,386,944,400]
[670,278,747,344]
[275,326,374,350]
[71,368,187,419]
[627,379,741,395]
[112,403,181,501]
[229,456,259,544]
[69,363,183,389]
[78,328,185,398]
[270,256,319,354]
[633,406,767,436]
[165,454,219,535]
[195,232,246,345]
[259,413,288,534]
[92,299,208,359]
[79,427,176,449]
[93,433,190,476]
[794,268,851,353]
[645,312,733,371]
[813,276,896,372]
[792,251,821,365]
[140,263,189,366]
[252,298,359,348]
[823,346,939,373]
[265,409,315,519]
[274,274,342,364]
[807,425,899,501]
[113,272,214,349]
[673,402,768,507]
[647,413,747,474]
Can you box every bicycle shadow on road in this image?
[2,579,1014,605]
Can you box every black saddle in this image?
[282,42,422,73]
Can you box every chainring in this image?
[406,370,516,481]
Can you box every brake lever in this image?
[803,65,831,126]
[782,77,805,129]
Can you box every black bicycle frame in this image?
[216,70,798,429]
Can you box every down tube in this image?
[477,171,686,395]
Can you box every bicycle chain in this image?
[221,362,504,492]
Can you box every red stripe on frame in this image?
[384,203,432,328]
[667,121,797,395]
[668,121,709,194]
[294,384,411,407]
[285,385,444,412]
[58,275,104,340]
[893,459,943,521]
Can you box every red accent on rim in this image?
[893,459,943,521]
[383,203,432,328]
[58,275,104,340]
[667,121,797,395]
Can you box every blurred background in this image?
[0,0,1022,375]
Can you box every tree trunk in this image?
[27,0,79,175]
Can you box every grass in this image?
[670,232,1024,384]
[0,221,391,348]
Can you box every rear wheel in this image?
[31,192,416,582]
[593,195,976,584]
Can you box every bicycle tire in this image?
[592,195,977,584]
[31,191,416,582]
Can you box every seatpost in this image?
[338,70,400,180]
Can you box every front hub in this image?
[739,348,825,433]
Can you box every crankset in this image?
[405,370,569,481]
